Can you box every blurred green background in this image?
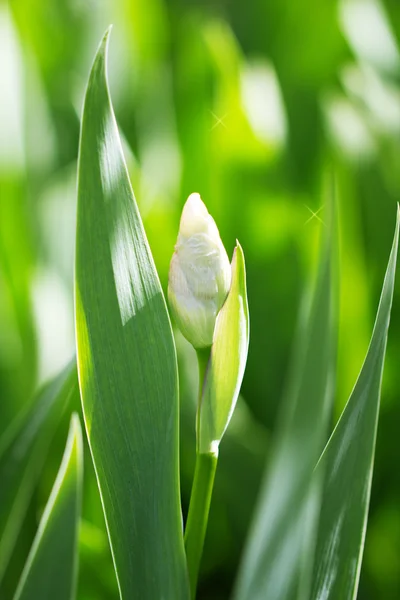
[1,0,400,598]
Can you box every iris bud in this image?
[168,193,231,349]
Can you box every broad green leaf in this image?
[310,207,399,600]
[75,29,189,600]
[0,359,77,585]
[234,197,338,600]
[13,414,83,600]
[198,242,249,454]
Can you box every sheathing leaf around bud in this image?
[198,242,249,454]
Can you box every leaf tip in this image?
[70,412,81,437]
[68,413,83,470]
[100,25,113,51]
[88,25,113,86]
[232,240,246,291]
[393,203,400,254]
[233,239,245,266]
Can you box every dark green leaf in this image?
[75,29,189,600]
[13,414,83,600]
[0,359,77,585]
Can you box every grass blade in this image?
[75,29,189,599]
[0,359,77,586]
[234,195,338,600]
[13,414,83,600]
[310,207,400,600]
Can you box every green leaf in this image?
[75,28,189,600]
[0,359,77,585]
[310,207,400,600]
[13,414,83,600]
[198,242,249,454]
[234,196,338,600]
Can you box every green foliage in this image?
[311,209,400,600]
[0,360,77,587]
[75,29,189,600]
[234,196,338,600]
[13,414,83,600]
[1,1,400,599]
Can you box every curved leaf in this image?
[310,206,399,600]
[75,29,189,599]
[13,414,83,600]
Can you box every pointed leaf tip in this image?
[100,25,112,52]
[86,26,112,90]
[70,412,81,434]
[234,242,247,292]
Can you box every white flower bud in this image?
[168,193,231,349]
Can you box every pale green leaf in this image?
[75,29,189,600]
[310,206,399,600]
[198,242,249,454]
[13,413,83,600]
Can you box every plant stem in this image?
[184,451,218,599]
[195,348,210,450]
[184,348,217,598]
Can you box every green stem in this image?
[184,451,218,599]
[184,348,217,598]
[195,348,210,450]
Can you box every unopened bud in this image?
[168,193,231,349]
